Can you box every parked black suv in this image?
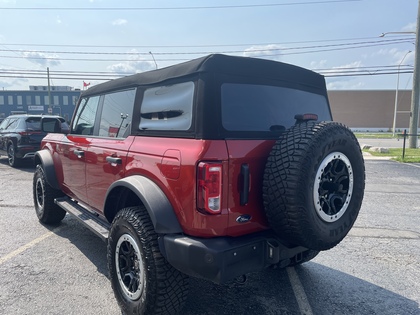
[0,114,69,167]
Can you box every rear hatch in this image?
[21,117,46,145]
[221,83,332,236]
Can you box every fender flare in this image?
[105,176,183,234]
[34,150,60,190]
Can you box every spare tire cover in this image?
[263,121,365,251]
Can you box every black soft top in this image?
[82,54,325,97]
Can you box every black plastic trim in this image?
[34,150,60,190]
[161,232,307,284]
[105,176,183,234]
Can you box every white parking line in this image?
[287,266,314,315]
[0,230,57,266]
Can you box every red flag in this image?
[83,81,90,87]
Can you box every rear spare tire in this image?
[263,121,365,251]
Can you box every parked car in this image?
[0,114,69,167]
[33,54,365,315]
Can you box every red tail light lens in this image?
[197,162,222,214]
[18,131,42,136]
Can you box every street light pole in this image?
[409,0,420,148]
[393,50,412,136]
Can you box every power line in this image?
[1,36,406,49]
[0,38,411,56]
[0,1,363,11]
[0,39,413,63]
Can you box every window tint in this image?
[25,117,41,131]
[99,89,135,138]
[0,118,9,129]
[5,118,19,130]
[221,84,331,131]
[139,82,194,131]
[72,96,100,135]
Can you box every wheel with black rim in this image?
[7,144,21,167]
[108,206,189,315]
[263,121,365,251]
[33,164,66,225]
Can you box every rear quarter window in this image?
[221,83,331,132]
[139,81,194,131]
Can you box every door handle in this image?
[73,149,84,158]
[106,156,122,165]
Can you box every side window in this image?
[72,96,100,135]
[0,118,9,130]
[98,89,136,138]
[139,81,194,131]
[6,118,19,130]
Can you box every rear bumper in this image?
[160,232,307,284]
[15,145,39,159]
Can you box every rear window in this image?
[25,117,42,131]
[221,84,331,132]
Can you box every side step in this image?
[55,196,110,242]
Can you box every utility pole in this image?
[47,67,52,114]
[409,0,420,148]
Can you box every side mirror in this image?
[41,117,70,134]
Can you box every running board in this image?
[55,196,110,242]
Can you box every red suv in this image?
[33,54,365,315]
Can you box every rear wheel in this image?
[108,206,189,315]
[7,144,21,167]
[33,165,66,225]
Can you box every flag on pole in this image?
[83,81,91,88]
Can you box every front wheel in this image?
[108,206,189,315]
[33,165,66,225]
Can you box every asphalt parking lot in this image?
[0,157,419,315]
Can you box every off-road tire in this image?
[263,121,365,251]
[33,165,66,225]
[108,206,189,315]
[8,144,21,167]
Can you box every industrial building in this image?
[0,86,81,122]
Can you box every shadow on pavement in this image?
[46,215,419,315]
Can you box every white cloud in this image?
[402,22,416,32]
[375,48,414,65]
[320,61,364,76]
[326,79,365,90]
[56,15,62,24]
[112,19,128,26]
[22,51,61,67]
[310,60,327,69]
[107,50,154,74]
[242,44,283,61]
[0,77,28,89]
[320,61,366,90]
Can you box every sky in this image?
[0,0,417,91]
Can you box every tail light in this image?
[197,162,222,214]
[18,131,42,136]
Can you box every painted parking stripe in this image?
[0,230,57,266]
[287,266,314,315]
